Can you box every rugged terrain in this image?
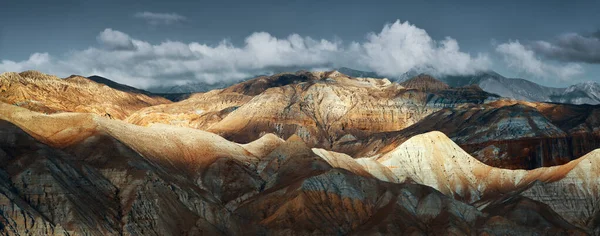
[1,70,600,235]
[344,100,600,169]
[0,71,170,119]
[128,70,498,148]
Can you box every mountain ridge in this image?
[0,103,597,234]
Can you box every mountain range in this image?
[143,67,600,105]
[1,69,600,235]
[441,71,600,105]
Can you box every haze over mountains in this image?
[1,69,600,235]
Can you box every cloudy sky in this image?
[1,0,599,88]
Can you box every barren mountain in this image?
[0,71,170,119]
[316,130,600,232]
[201,71,496,147]
[0,103,594,235]
[341,99,600,169]
[2,69,600,234]
[124,71,598,169]
[0,105,595,235]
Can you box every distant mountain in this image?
[94,69,600,105]
[147,75,269,94]
[343,68,600,105]
[551,81,600,105]
[148,80,234,94]
[88,75,191,102]
[336,67,384,79]
[438,71,600,105]
[399,74,450,92]
[439,71,565,102]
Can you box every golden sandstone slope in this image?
[125,89,252,129]
[0,71,170,119]
[0,102,599,233]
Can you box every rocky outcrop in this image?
[0,71,170,119]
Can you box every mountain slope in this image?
[207,71,496,147]
[1,102,589,234]
[88,75,154,95]
[0,71,171,119]
[315,130,600,232]
[340,100,600,169]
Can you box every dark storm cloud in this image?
[532,31,600,64]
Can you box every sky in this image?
[1,0,599,88]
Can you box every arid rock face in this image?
[0,71,170,119]
[2,70,600,234]
[0,104,596,235]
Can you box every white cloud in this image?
[496,41,584,81]
[357,20,490,77]
[0,20,491,88]
[0,53,52,73]
[97,28,136,50]
[134,12,186,25]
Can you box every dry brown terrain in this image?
[0,102,598,234]
[1,70,600,235]
[0,71,170,119]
